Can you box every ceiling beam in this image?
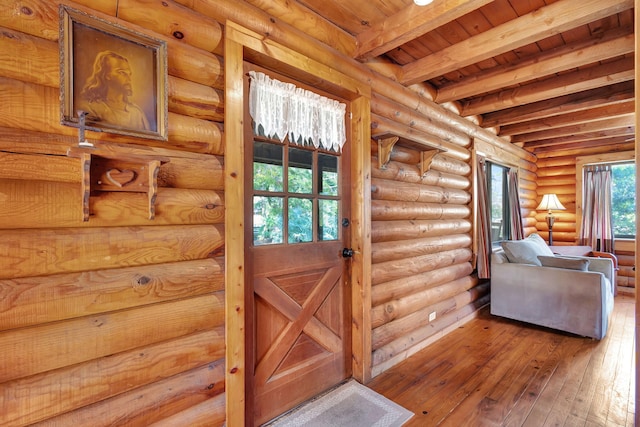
[461,56,634,116]
[533,140,635,158]
[528,135,634,153]
[354,0,492,60]
[523,128,635,149]
[435,30,634,103]
[399,0,634,85]
[499,100,635,136]
[510,114,635,143]
[480,81,635,127]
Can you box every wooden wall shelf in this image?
[67,147,170,221]
[374,133,445,175]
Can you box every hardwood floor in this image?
[368,295,635,427]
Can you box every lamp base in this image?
[546,212,555,246]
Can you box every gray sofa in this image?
[490,235,615,340]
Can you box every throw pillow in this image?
[500,234,554,266]
[538,255,590,271]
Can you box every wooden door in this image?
[245,75,352,425]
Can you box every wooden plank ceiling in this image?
[251,0,635,156]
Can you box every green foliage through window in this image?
[611,163,636,238]
[253,139,340,246]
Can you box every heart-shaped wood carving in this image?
[105,168,137,187]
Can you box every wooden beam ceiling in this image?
[249,0,635,155]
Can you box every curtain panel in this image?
[507,169,524,240]
[476,156,491,279]
[248,71,347,152]
[579,165,615,252]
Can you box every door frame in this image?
[224,21,371,426]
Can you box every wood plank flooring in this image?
[368,295,635,427]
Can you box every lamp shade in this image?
[536,194,566,211]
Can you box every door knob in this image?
[342,248,355,258]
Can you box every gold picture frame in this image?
[60,6,168,141]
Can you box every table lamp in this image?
[536,194,566,246]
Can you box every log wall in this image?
[0,0,566,424]
[535,145,636,293]
[369,144,484,376]
[0,0,226,425]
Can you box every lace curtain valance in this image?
[248,71,347,152]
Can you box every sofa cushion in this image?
[538,255,590,271]
[500,234,554,266]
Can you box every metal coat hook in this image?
[77,110,94,147]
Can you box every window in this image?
[486,161,510,244]
[252,136,340,246]
[611,162,636,238]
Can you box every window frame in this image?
[486,160,511,247]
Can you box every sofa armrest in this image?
[583,256,614,283]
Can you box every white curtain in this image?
[248,71,347,152]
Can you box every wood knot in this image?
[230,367,238,374]
[205,203,217,210]
[136,276,151,286]
[173,31,184,39]
[20,6,33,15]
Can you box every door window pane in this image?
[254,196,283,245]
[319,154,338,196]
[288,147,313,194]
[254,142,283,192]
[288,197,313,243]
[319,199,339,241]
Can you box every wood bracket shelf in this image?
[67,147,170,221]
[375,133,445,176]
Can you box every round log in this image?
[372,293,490,367]
[371,178,471,205]
[372,219,472,242]
[371,200,471,221]
[536,156,577,169]
[372,234,472,264]
[372,262,473,306]
[537,165,576,177]
[371,275,479,330]
[0,1,113,40]
[0,73,222,156]
[158,155,224,191]
[536,184,575,195]
[372,158,471,190]
[373,278,485,350]
[169,76,224,122]
[371,92,471,148]
[537,175,576,187]
[519,188,537,200]
[165,113,224,155]
[519,168,538,182]
[168,40,224,89]
[118,0,223,53]
[519,179,537,191]
[372,114,471,161]
[371,248,472,285]
[0,27,58,88]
